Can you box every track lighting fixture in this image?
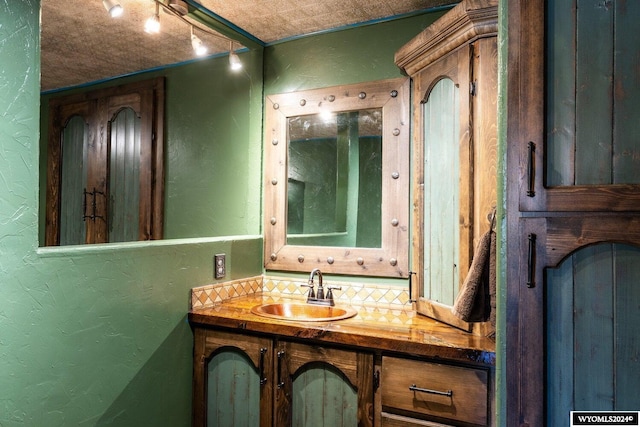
[102,0,123,18]
[190,26,208,57]
[103,0,246,63]
[144,2,160,34]
[169,0,188,15]
[228,41,242,71]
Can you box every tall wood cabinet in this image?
[506,0,640,425]
[395,0,498,333]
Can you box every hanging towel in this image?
[452,223,496,328]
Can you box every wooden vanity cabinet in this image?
[379,355,492,427]
[192,326,374,427]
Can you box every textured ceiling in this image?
[41,0,455,92]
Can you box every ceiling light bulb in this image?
[191,33,208,56]
[145,15,160,34]
[102,0,123,18]
[229,51,243,71]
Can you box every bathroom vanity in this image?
[191,2,499,425]
[189,293,495,427]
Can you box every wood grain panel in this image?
[208,350,261,427]
[546,256,574,426]
[545,0,577,187]
[613,0,640,184]
[292,364,357,426]
[547,243,640,424]
[472,37,498,245]
[574,244,614,409]
[614,244,640,410]
[575,0,614,185]
[423,77,460,304]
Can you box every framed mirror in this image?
[263,78,410,277]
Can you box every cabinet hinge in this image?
[373,370,380,392]
[469,80,477,96]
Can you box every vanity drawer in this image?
[381,356,489,426]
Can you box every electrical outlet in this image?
[214,254,226,279]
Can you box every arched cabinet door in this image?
[510,216,640,427]
[192,328,273,427]
[274,340,373,427]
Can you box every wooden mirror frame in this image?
[263,78,410,277]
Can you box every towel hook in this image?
[487,206,497,231]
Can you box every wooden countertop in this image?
[189,294,495,367]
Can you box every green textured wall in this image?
[2,2,454,426]
[264,12,445,95]
[1,1,263,426]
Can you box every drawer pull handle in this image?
[409,384,453,397]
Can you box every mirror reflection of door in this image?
[108,107,142,243]
[45,78,165,246]
[59,115,89,245]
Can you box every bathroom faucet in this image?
[302,268,341,306]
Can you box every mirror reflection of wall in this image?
[286,109,382,248]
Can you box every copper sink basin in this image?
[251,302,357,322]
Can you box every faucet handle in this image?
[301,282,315,299]
[325,285,342,305]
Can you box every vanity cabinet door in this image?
[192,328,273,427]
[274,340,374,427]
[193,328,374,427]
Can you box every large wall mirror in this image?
[263,78,410,277]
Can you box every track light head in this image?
[191,29,208,56]
[229,51,243,71]
[102,0,123,18]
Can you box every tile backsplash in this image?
[191,275,411,311]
